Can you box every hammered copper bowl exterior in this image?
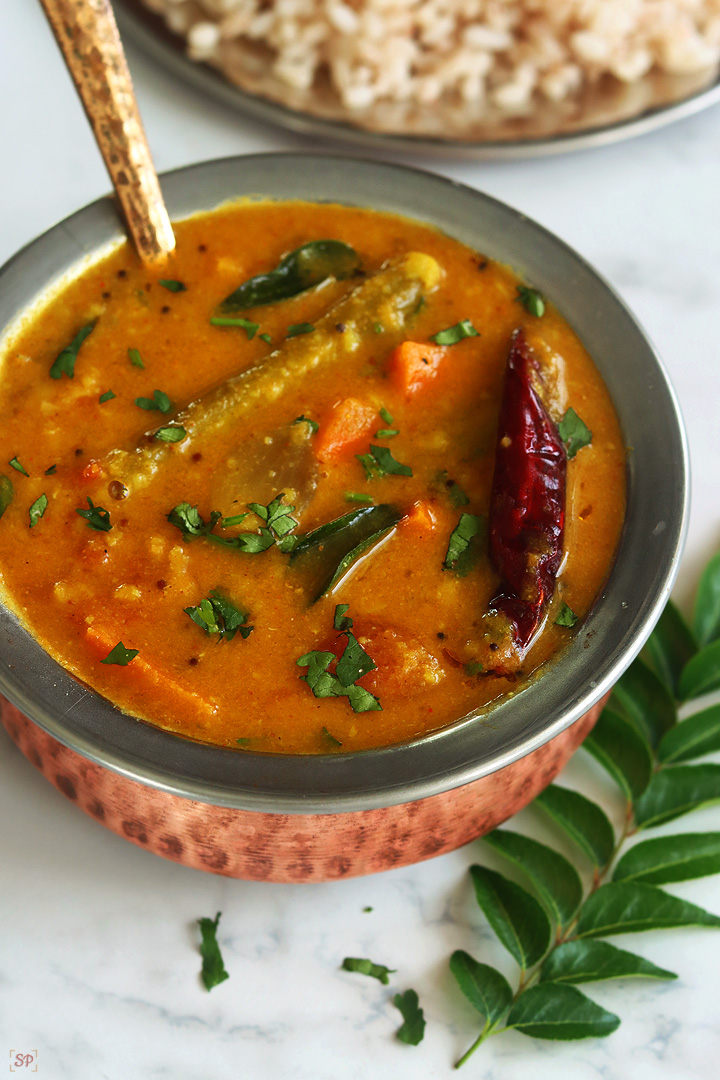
[1,698,602,881]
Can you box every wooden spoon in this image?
[39,0,175,265]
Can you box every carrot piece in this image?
[314,398,378,462]
[387,341,447,398]
[400,500,437,533]
[81,460,103,482]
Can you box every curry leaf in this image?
[49,321,95,379]
[610,658,676,748]
[658,703,720,763]
[483,830,582,929]
[220,240,360,312]
[575,881,720,937]
[539,940,676,985]
[583,708,653,800]
[75,497,112,532]
[643,600,697,695]
[506,983,620,1041]
[613,833,720,885]
[694,552,720,646]
[678,640,720,700]
[534,785,615,868]
[393,989,425,1045]
[633,764,720,828]
[449,951,513,1024]
[469,865,551,970]
[341,957,395,985]
[197,912,229,991]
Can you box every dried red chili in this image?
[488,329,566,650]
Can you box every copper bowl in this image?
[0,154,688,881]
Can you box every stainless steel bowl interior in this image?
[0,154,689,812]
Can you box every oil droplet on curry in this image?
[0,201,625,754]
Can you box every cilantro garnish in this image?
[247,494,299,539]
[100,641,138,666]
[394,989,426,1045]
[444,513,486,575]
[45,465,57,476]
[153,426,186,443]
[448,481,470,507]
[286,323,315,338]
[76,497,112,532]
[376,428,399,439]
[297,604,381,713]
[293,415,319,434]
[344,491,373,504]
[28,494,48,528]
[558,407,592,459]
[0,476,14,520]
[209,316,259,339]
[220,512,249,528]
[135,389,173,414]
[198,912,229,991]
[49,321,96,379]
[430,320,478,346]
[379,406,394,425]
[356,445,413,480]
[128,348,144,369]
[259,332,272,345]
[167,494,297,554]
[184,590,253,642]
[322,727,343,748]
[342,957,396,984]
[516,285,546,318]
[373,322,384,334]
[9,457,28,477]
[464,661,484,676]
[99,390,116,404]
[555,602,579,628]
[159,279,186,293]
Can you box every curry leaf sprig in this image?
[449,558,720,1066]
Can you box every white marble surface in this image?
[2,1,720,1077]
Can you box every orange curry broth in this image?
[0,200,625,754]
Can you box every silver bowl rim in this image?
[0,152,689,814]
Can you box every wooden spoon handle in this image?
[39,0,175,265]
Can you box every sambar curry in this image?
[0,201,625,754]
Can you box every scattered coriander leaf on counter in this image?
[100,641,138,666]
[44,465,57,476]
[293,414,319,434]
[29,494,48,528]
[342,957,396,985]
[558,408,592,459]
[49,321,95,379]
[9,457,28,476]
[555,602,578,627]
[286,322,315,338]
[198,912,229,991]
[135,389,173,414]
[394,990,425,1045]
[99,390,116,404]
[363,906,373,913]
[184,590,253,642]
[429,319,478,345]
[209,316,259,339]
[159,279,186,293]
[153,425,186,443]
[75,497,112,532]
[356,445,412,480]
[516,285,546,318]
[128,347,145,369]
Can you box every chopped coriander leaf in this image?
[555,602,579,628]
[158,279,186,293]
[128,347,145,369]
[100,641,138,666]
[344,491,373,504]
[167,495,296,554]
[198,912,229,991]
[44,465,57,476]
[153,425,186,443]
[28,493,48,528]
[558,407,593,458]
[236,738,252,746]
[430,319,478,346]
[336,633,376,686]
[9,457,29,477]
[516,284,545,317]
[356,445,413,481]
[394,989,426,1045]
[297,606,381,713]
[464,661,484,676]
[167,502,221,539]
[373,322,384,334]
[414,295,427,314]
[293,415,319,434]
[342,957,396,985]
[247,493,298,539]
[135,389,173,414]
[185,590,253,642]
[444,513,486,575]
[375,428,399,439]
[0,476,14,520]
[363,907,373,913]
[75,497,112,532]
[49,321,96,379]
[447,480,470,507]
[286,322,315,338]
[322,727,343,747]
[379,406,394,425]
[259,333,272,344]
[333,604,353,632]
[209,316,259,339]
[220,512,249,527]
[99,390,116,404]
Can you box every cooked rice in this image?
[142,0,720,113]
